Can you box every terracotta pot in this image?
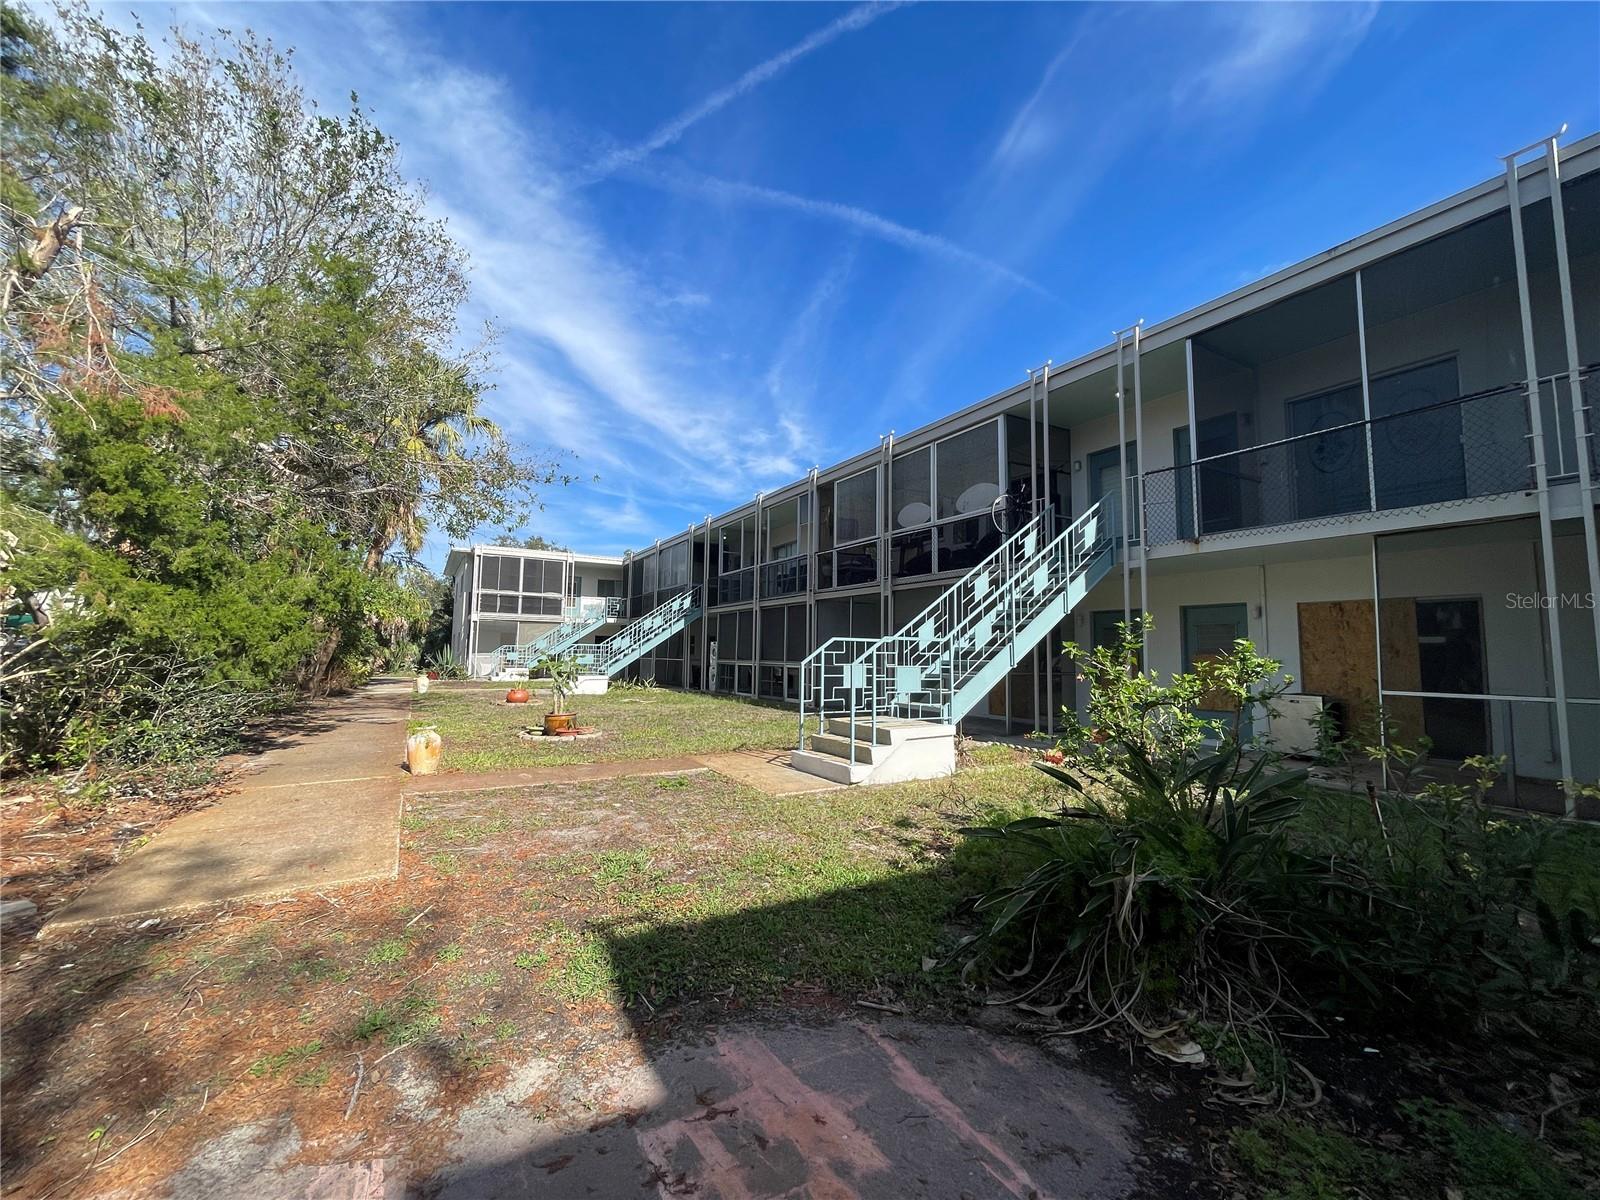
[543,712,575,735]
[426,670,440,681]
[1090,728,1111,744]
[505,687,530,704]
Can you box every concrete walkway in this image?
[45,680,411,933]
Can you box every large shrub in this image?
[951,621,1597,1097]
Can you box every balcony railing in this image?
[1142,382,1545,548]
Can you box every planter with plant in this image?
[424,646,464,681]
[536,653,581,735]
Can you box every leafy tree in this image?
[491,533,570,552]
[0,5,570,775]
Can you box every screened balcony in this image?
[1143,378,1547,546]
[1145,191,1597,547]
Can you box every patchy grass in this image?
[407,687,797,770]
[6,739,1594,1197]
[247,1040,323,1079]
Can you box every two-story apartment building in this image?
[606,131,1597,815]
[443,546,625,677]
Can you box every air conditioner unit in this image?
[1271,693,1330,759]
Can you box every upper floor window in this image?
[893,421,1001,530]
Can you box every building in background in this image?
[557,132,1600,811]
[443,546,625,677]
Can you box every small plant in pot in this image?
[536,653,581,735]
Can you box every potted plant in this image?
[536,653,581,735]
[505,686,530,704]
[425,647,463,681]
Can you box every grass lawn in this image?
[408,684,799,771]
[1,759,1051,1194]
[5,735,1596,1196]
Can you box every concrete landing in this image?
[43,681,411,933]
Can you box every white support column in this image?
[1133,322,1149,667]
[1355,270,1379,512]
[1506,142,1576,817]
[1031,366,1042,730]
[752,493,763,700]
[1543,135,1600,708]
[806,467,819,688]
[468,548,482,672]
[1115,330,1131,629]
[1371,535,1388,792]
[881,433,893,646]
[1043,360,1055,736]
[1185,339,1201,540]
[701,516,713,690]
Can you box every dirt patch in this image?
[0,782,225,954]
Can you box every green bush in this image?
[952,619,1598,1095]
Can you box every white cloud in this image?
[1170,3,1380,119]
[572,1,906,187]
[639,163,1050,297]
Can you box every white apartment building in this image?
[602,131,1597,815]
[443,545,625,678]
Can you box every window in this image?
[479,552,564,616]
[817,467,879,590]
[892,446,933,530]
[716,514,756,606]
[891,527,934,578]
[936,422,1001,520]
[764,496,809,562]
[889,421,1002,574]
[659,541,690,590]
[834,469,877,543]
[937,517,992,574]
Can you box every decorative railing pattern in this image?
[572,588,701,677]
[797,500,1118,758]
[491,597,625,671]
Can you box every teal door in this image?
[1182,603,1252,740]
[1087,442,1138,543]
[1091,610,1144,669]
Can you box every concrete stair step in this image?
[790,748,874,785]
[806,733,893,765]
[823,717,957,745]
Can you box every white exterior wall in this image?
[1067,525,1595,781]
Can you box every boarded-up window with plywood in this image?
[1297,599,1424,742]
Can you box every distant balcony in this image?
[1142,382,1549,548]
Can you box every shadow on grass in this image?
[419,840,1175,1200]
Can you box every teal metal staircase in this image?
[797,500,1118,759]
[491,598,625,673]
[572,588,701,677]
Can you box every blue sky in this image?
[123,1,1600,563]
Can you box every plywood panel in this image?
[1297,599,1423,743]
